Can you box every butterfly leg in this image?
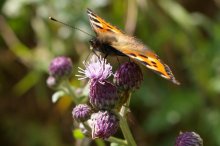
[104,53,109,59]
[128,56,131,62]
[91,49,99,58]
[101,53,109,72]
[91,49,103,65]
[116,56,121,65]
[85,50,92,63]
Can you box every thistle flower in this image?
[114,62,143,91]
[175,131,203,146]
[72,104,92,122]
[49,56,73,79]
[90,111,119,139]
[76,55,112,82]
[89,80,118,110]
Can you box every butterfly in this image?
[87,8,180,85]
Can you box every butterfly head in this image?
[89,38,101,49]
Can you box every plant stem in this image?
[62,80,80,104]
[119,92,137,146]
[107,136,127,146]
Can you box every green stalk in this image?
[107,137,127,146]
[62,80,80,104]
[119,92,137,146]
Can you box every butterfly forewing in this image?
[87,9,122,34]
[87,8,180,85]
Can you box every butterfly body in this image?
[87,8,180,85]
[89,37,125,56]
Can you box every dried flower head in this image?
[89,80,118,110]
[76,55,112,82]
[114,62,143,91]
[90,111,119,139]
[72,104,92,122]
[49,56,73,79]
[175,131,203,146]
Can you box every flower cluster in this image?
[47,55,204,145]
[72,55,143,139]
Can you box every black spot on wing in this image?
[139,54,148,59]
[141,61,150,66]
[128,53,137,57]
[87,9,96,16]
[151,61,156,65]
[106,28,115,33]
[90,17,100,24]
[94,23,103,29]
[151,61,157,67]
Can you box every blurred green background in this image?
[1,0,220,145]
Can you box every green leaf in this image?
[52,90,65,103]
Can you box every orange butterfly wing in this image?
[87,8,122,34]
[87,8,180,85]
[123,49,180,85]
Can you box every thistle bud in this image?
[49,56,73,79]
[114,62,143,91]
[175,131,203,146]
[72,104,92,122]
[90,111,119,139]
[89,80,119,110]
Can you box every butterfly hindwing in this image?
[124,50,180,85]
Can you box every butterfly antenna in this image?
[49,17,94,37]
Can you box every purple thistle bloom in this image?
[175,131,203,146]
[72,104,92,122]
[114,62,143,91]
[49,56,73,79]
[89,80,119,110]
[90,111,119,139]
[76,55,112,82]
